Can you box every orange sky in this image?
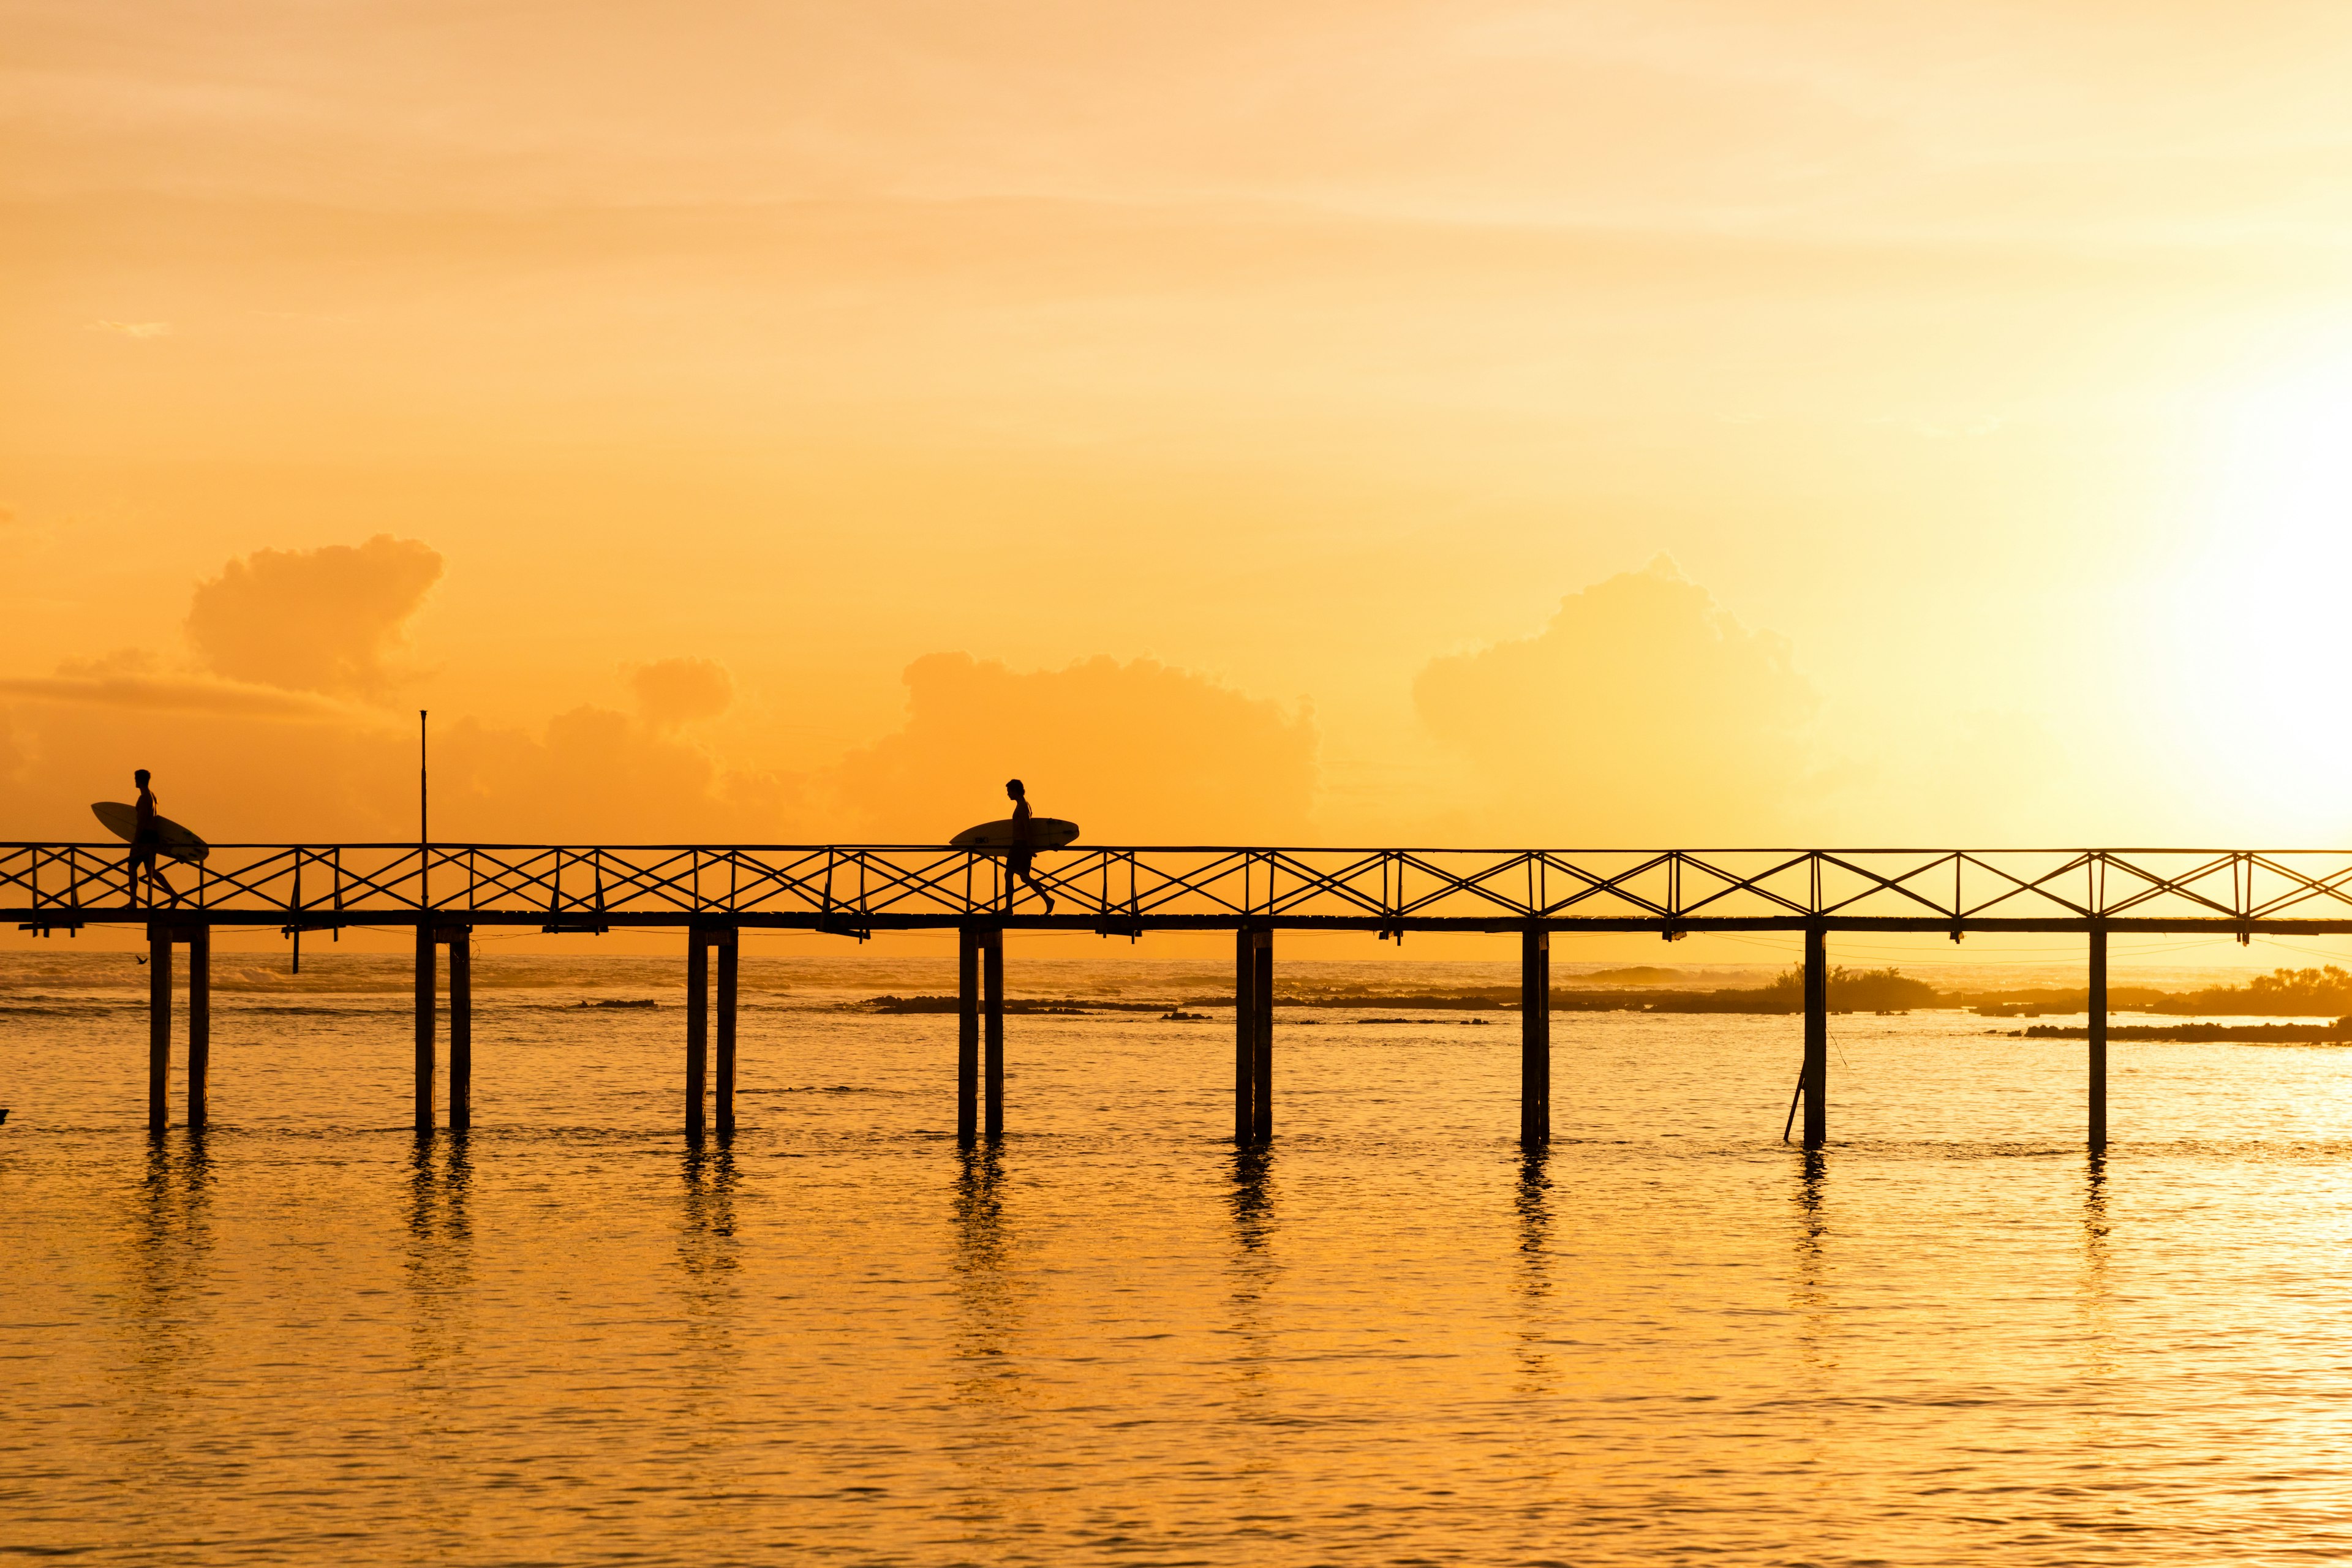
[7,0,2352,869]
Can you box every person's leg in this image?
[134,839,177,905]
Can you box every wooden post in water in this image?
[685,928,709,1140]
[1520,927,1550,1144]
[982,928,1005,1140]
[2088,927,2108,1149]
[957,927,981,1144]
[1233,927,1257,1142]
[413,922,436,1134]
[186,924,210,1131]
[147,922,171,1133]
[1251,930,1273,1141]
[715,928,737,1139]
[445,928,472,1133]
[1801,924,1827,1148]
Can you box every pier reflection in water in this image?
[949,1144,1015,1398]
[1224,1143,1278,1398]
[1510,1146,1552,1395]
[400,1133,475,1548]
[674,1142,742,1379]
[1219,1144,1282,1545]
[119,1131,219,1474]
[405,1133,474,1327]
[12,958,2352,1563]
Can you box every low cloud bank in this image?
[825,653,1317,843]
[4,537,1838,848]
[1413,556,1817,842]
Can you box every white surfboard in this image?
[951,817,1080,851]
[91,801,210,864]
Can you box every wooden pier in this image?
[15,842,2352,1148]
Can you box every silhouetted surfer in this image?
[129,769,178,908]
[1006,778,1055,914]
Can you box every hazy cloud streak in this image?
[0,674,355,720]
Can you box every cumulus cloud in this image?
[826,653,1316,842]
[628,657,733,731]
[186,535,443,698]
[1412,556,1817,842]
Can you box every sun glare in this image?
[2152,349,2352,839]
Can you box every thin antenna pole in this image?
[419,709,429,908]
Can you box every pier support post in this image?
[2089,927,2108,1149]
[1252,930,1273,1141]
[445,928,472,1133]
[957,927,981,1144]
[1234,928,1257,1142]
[147,922,171,1133]
[1801,925,1827,1148]
[413,922,436,1134]
[715,929,737,1139]
[982,928,1005,1140]
[1520,927,1550,1144]
[186,924,210,1131]
[686,928,709,1140]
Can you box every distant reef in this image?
[853,965,2352,1022]
[2013,1020,2352,1043]
[859,995,1164,1016]
[1196,966,1942,1016]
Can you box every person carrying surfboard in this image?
[127,769,179,907]
[1005,778,1055,914]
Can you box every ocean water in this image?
[7,950,2352,1565]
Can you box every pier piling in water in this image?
[2089,928,2108,1148]
[982,928,1005,1140]
[1801,925,1826,1148]
[1252,930,1273,1141]
[413,923,437,1133]
[1233,929,1257,1142]
[682,925,739,1140]
[186,924,209,1130]
[146,923,172,1133]
[444,927,472,1132]
[143,924,210,1131]
[715,930,737,1139]
[1521,927,1550,1144]
[686,929,709,1140]
[957,928,980,1144]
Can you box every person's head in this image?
[1005,778,1025,801]
[134,769,151,788]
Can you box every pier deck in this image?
[13,842,2352,932]
[14,843,2352,1149]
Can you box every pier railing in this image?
[12,843,2352,932]
[33,842,2345,1147]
